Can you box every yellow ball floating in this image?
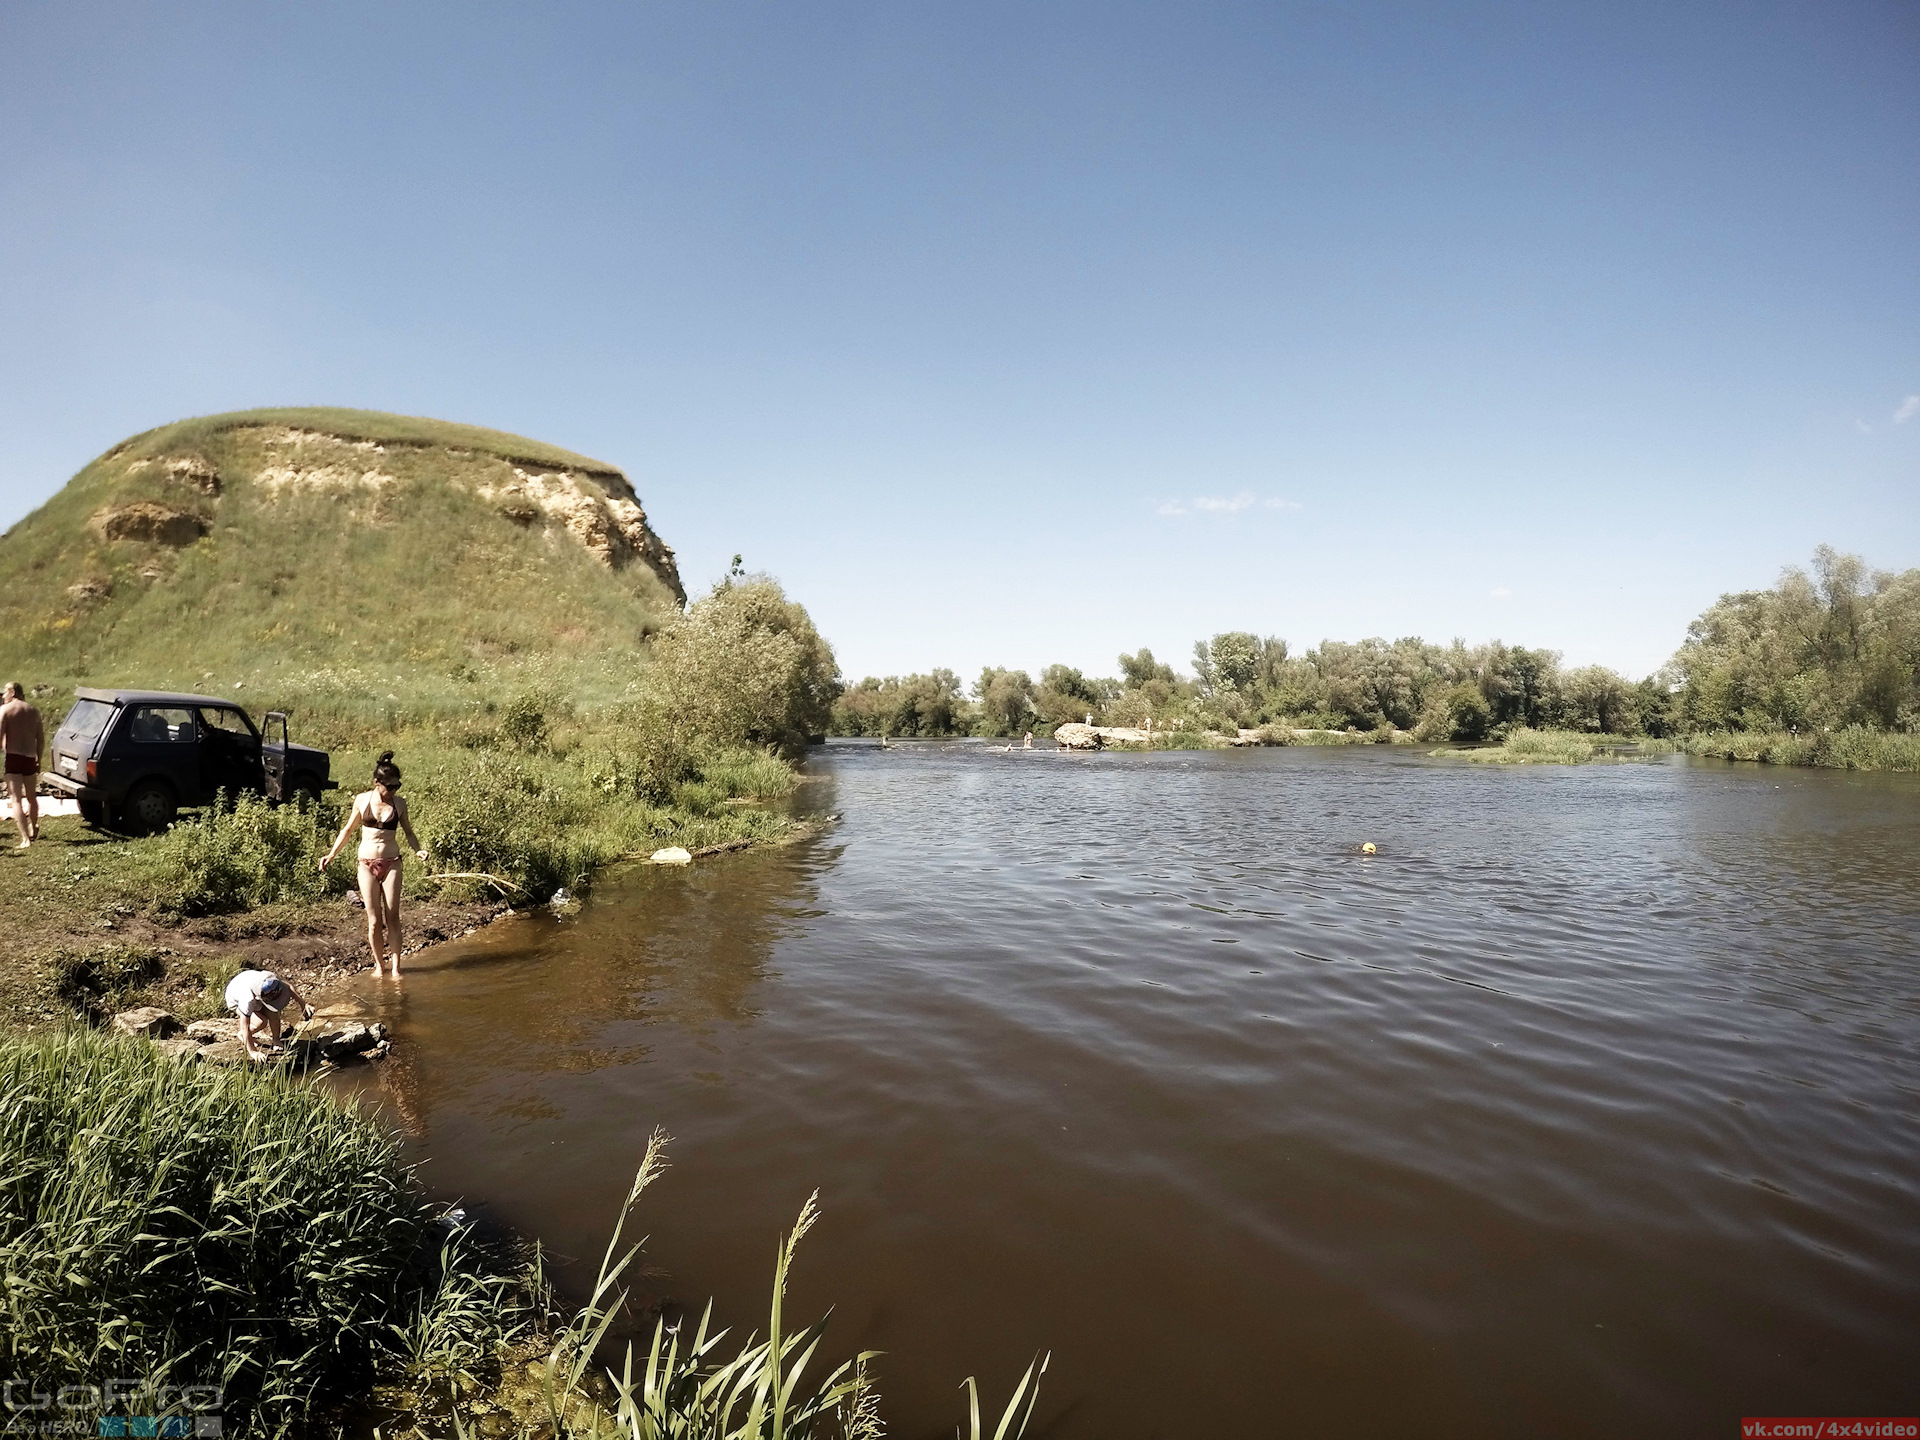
[1361,843,1377,855]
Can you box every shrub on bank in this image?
[0,1030,523,1434]
[148,791,345,915]
[1680,726,1920,772]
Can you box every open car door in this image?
[262,711,290,802]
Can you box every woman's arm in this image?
[399,798,426,860]
[319,795,360,871]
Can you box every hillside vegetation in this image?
[0,407,685,728]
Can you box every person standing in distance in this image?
[0,683,45,849]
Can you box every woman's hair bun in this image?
[372,751,403,785]
[377,750,395,766]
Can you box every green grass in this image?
[1432,728,1598,764]
[1430,729,1685,765]
[1680,726,1920,772]
[0,1028,532,1436]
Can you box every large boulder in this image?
[111,1007,182,1040]
[1053,723,1101,750]
[293,1019,386,1065]
[185,1018,234,1043]
[154,1036,206,1063]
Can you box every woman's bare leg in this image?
[358,864,389,973]
[380,864,405,973]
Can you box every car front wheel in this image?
[122,780,177,834]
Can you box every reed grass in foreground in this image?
[0,1029,530,1435]
[0,1034,1046,1439]
[508,1131,1046,1440]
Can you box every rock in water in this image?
[1053,723,1101,750]
[650,846,693,865]
[111,1007,182,1040]
[196,1039,257,1067]
[293,1020,381,1065]
[154,1036,206,1063]
[185,1018,233,1043]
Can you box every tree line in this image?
[827,547,1920,742]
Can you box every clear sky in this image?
[3,2,1915,683]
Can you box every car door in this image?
[260,712,289,801]
[122,705,203,805]
[197,707,265,798]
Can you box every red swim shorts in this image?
[4,753,38,777]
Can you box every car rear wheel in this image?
[122,780,177,834]
[289,777,323,810]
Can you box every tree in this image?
[974,667,1037,736]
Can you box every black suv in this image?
[42,689,334,832]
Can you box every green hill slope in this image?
[0,408,686,725]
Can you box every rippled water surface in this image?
[336,743,1920,1438]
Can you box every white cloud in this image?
[1193,491,1258,513]
[1488,586,1512,599]
[1157,491,1301,517]
[1895,394,1920,425]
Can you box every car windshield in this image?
[198,707,256,738]
[59,699,115,746]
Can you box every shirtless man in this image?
[0,684,44,849]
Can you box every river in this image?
[330,741,1920,1438]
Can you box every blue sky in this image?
[3,2,1915,682]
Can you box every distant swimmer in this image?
[1023,731,1033,749]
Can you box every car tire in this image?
[289,777,323,811]
[122,780,177,834]
[77,798,106,828]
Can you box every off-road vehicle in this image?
[41,688,333,832]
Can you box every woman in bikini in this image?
[320,752,427,978]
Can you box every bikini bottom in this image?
[360,856,398,884]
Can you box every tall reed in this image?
[508,1131,1047,1440]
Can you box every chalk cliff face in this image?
[0,407,688,688]
[218,422,685,604]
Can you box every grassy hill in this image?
[0,408,686,734]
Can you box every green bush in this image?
[697,747,801,800]
[148,791,344,915]
[0,1030,523,1434]
[498,694,550,751]
[413,752,600,901]
[1681,726,1920,771]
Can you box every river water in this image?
[333,742,1919,1438]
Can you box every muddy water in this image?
[331,743,1920,1438]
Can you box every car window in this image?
[125,706,199,744]
[198,707,255,737]
[59,699,116,745]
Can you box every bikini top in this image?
[362,796,400,832]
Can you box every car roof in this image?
[73,687,246,708]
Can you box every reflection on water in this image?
[332,746,1920,1440]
